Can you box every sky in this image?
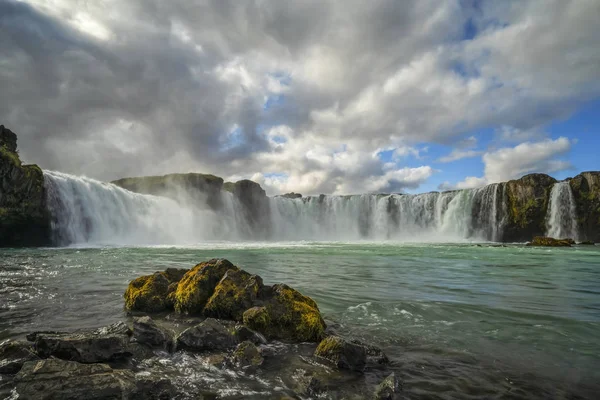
[0,0,599,195]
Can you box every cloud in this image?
[438,149,482,163]
[0,0,598,194]
[442,137,574,190]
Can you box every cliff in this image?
[569,171,600,242]
[0,125,51,247]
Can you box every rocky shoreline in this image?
[0,258,400,399]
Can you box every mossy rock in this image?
[203,269,264,321]
[527,236,573,247]
[314,336,367,371]
[124,269,188,312]
[231,340,263,367]
[173,259,238,314]
[243,284,325,342]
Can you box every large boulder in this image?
[502,173,557,242]
[203,269,264,320]
[0,340,39,374]
[14,359,137,400]
[176,318,237,351]
[0,125,51,247]
[173,258,238,314]
[569,171,600,243]
[14,358,175,400]
[527,236,573,247]
[314,336,367,372]
[124,268,187,312]
[30,322,132,363]
[132,316,173,350]
[243,284,326,342]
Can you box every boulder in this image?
[231,341,263,368]
[124,272,170,312]
[14,359,137,400]
[0,340,39,374]
[374,372,402,400]
[233,325,267,345]
[295,373,324,397]
[243,284,326,342]
[31,322,132,363]
[132,316,173,350]
[352,340,389,366]
[176,318,237,351]
[314,336,367,372]
[579,241,595,245]
[173,259,238,314]
[527,236,573,247]
[203,269,264,320]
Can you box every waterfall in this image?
[44,170,512,245]
[546,182,579,240]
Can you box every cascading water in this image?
[44,170,515,245]
[546,181,579,240]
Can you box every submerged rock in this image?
[0,340,39,374]
[375,372,402,400]
[243,284,326,342]
[31,322,132,363]
[15,359,137,399]
[527,236,574,247]
[295,373,325,397]
[231,341,263,368]
[579,240,595,245]
[176,318,237,351]
[132,316,173,350]
[173,259,238,314]
[204,269,264,321]
[314,336,367,372]
[353,340,390,366]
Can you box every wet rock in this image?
[31,321,132,363]
[127,342,156,362]
[204,269,264,321]
[135,371,177,399]
[125,272,171,312]
[579,240,595,245]
[527,236,574,247]
[231,341,263,368]
[352,340,389,365]
[14,359,137,400]
[243,284,326,342]
[0,340,39,374]
[133,316,173,350]
[296,373,324,397]
[233,325,267,345]
[176,318,237,351]
[374,372,401,400]
[173,259,238,314]
[314,336,367,372]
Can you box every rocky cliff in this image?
[569,171,600,242]
[0,125,51,247]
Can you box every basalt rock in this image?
[374,372,402,400]
[30,322,132,363]
[314,336,367,372]
[0,340,39,374]
[125,268,188,312]
[132,316,173,350]
[203,268,264,321]
[176,318,237,352]
[233,325,267,345]
[569,171,600,243]
[231,340,263,368]
[0,124,51,247]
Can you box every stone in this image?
[176,318,237,351]
[134,371,177,399]
[314,336,367,372]
[374,373,402,400]
[352,340,389,365]
[233,325,267,345]
[173,259,238,314]
[0,340,39,374]
[14,359,137,400]
[203,269,264,321]
[124,272,171,312]
[243,284,326,342]
[527,236,573,247]
[132,316,173,350]
[231,341,263,368]
[579,240,595,245]
[31,321,132,363]
[296,373,324,397]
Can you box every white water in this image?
[546,182,579,240]
[43,171,511,245]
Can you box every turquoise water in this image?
[1,242,599,398]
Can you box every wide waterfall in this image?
[546,181,579,240]
[44,171,512,245]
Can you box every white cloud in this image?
[438,149,482,163]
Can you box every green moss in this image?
[124,272,170,312]
[315,336,343,358]
[527,236,573,247]
[173,259,236,314]
[243,307,271,331]
[203,269,262,321]
[0,145,21,167]
[232,341,263,367]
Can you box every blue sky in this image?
[2,0,599,195]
